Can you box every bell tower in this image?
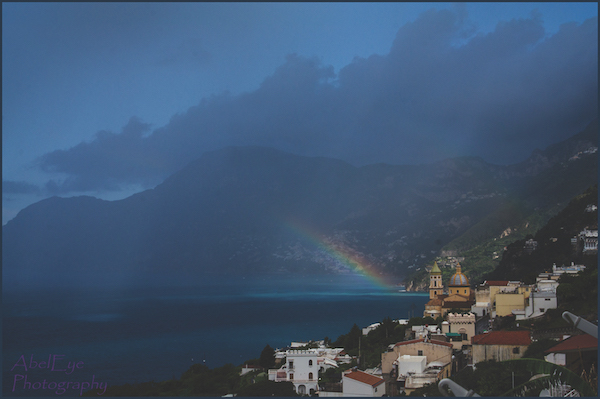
[429,262,442,299]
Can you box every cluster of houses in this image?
[264,342,385,396]
[252,257,596,396]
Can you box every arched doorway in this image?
[297,385,306,395]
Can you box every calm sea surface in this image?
[3,274,427,396]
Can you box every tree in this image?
[522,338,560,360]
[236,380,298,396]
[259,344,276,369]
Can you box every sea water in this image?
[3,274,428,396]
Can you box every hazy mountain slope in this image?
[485,184,598,284]
[3,120,597,289]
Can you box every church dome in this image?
[449,264,469,286]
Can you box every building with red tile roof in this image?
[393,338,453,349]
[342,370,386,397]
[344,370,385,387]
[544,334,598,374]
[544,333,597,353]
[471,330,531,346]
[471,330,532,365]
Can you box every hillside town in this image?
[92,198,598,397]
[256,225,598,397]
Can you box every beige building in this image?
[381,338,453,374]
[441,313,476,350]
[471,331,531,365]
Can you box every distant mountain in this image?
[2,119,597,289]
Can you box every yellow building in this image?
[494,284,531,317]
[473,280,531,318]
[448,264,470,297]
[429,262,443,299]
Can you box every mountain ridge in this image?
[3,119,597,289]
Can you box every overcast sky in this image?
[2,2,598,224]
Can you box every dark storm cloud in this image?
[2,181,41,195]
[37,8,598,194]
[37,117,165,193]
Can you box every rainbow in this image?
[283,217,392,290]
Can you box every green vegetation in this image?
[485,184,597,284]
[86,350,288,396]
[259,344,276,369]
[86,363,243,396]
[319,361,357,384]
[409,360,532,396]
[236,380,298,396]
[409,184,597,289]
[522,338,559,360]
[410,358,597,397]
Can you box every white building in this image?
[269,347,348,395]
[514,289,557,320]
[582,229,598,253]
[396,355,427,376]
[411,325,440,339]
[342,370,386,397]
[552,262,586,275]
[362,322,381,336]
[395,355,447,393]
[268,350,319,395]
[536,279,559,292]
[318,369,385,398]
[572,229,598,254]
[536,263,586,282]
[290,341,310,348]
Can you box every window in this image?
[289,361,294,369]
[309,372,313,380]
[512,347,520,354]
[289,373,294,380]
[418,350,423,356]
[540,308,545,312]
[545,298,551,301]
[308,360,313,366]
[464,289,467,294]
